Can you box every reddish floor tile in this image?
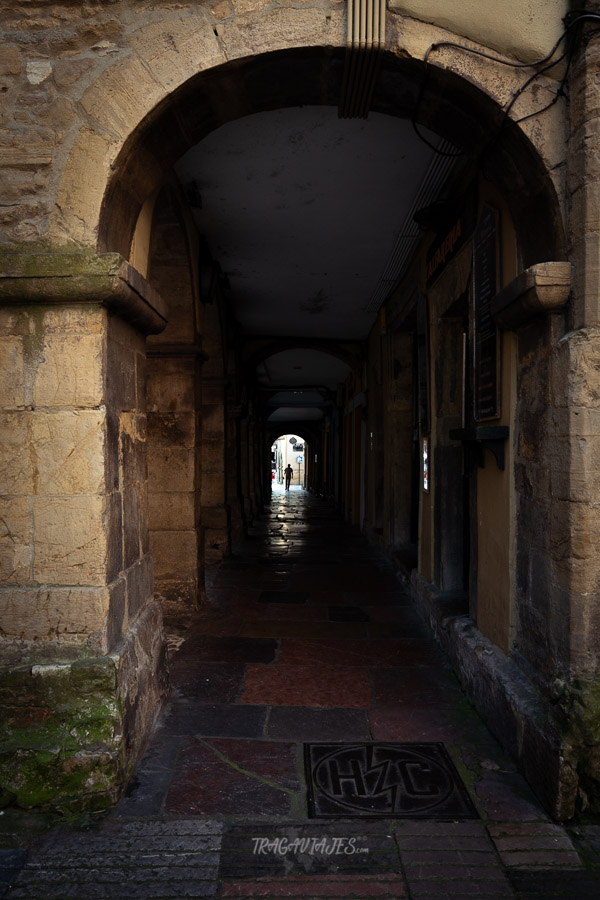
[343,591,413,605]
[175,636,278,663]
[366,622,432,640]
[365,605,424,624]
[238,621,368,640]
[369,707,471,742]
[371,666,463,707]
[219,874,408,898]
[278,639,444,667]
[242,664,372,707]
[253,604,328,621]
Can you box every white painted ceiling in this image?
[175,105,443,419]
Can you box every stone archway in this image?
[2,3,582,816]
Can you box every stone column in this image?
[146,347,205,624]
[0,248,169,812]
[227,404,247,544]
[199,376,231,565]
[539,22,600,815]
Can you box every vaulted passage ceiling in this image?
[174,104,454,421]
[175,105,445,343]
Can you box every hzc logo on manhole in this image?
[305,743,477,818]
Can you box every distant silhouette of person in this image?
[284,464,293,490]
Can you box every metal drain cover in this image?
[305,743,478,819]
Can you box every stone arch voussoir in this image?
[47,6,566,263]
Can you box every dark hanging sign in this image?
[417,295,431,435]
[473,205,501,421]
[425,190,477,287]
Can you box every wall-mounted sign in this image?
[422,437,429,493]
[425,189,477,287]
[473,205,501,421]
[296,455,303,463]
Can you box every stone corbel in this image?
[0,248,168,335]
[491,261,572,330]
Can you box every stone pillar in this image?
[227,404,247,544]
[0,248,169,812]
[146,347,204,625]
[200,376,231,565]
[540,19,600,816]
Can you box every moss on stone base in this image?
[555,677,600,817]
[0,656,125,814]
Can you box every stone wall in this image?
[0,250,169,810]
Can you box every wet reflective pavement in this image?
[3,487,600,898]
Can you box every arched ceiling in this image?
[174,106,448,342]
[257,348,351,422]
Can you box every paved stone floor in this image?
[2,486,600,898]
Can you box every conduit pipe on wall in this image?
[339,0,386,118]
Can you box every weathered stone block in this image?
[31,409,105,495]
[106,576,126,653]
[148,491,195,530]
[0,496,31,586]
[147,447,195,493]
[34,334,103,408]
[33,495,107,586]
[107,333,137,412]
[216,7,342,59]
[116,599,167,761]
[147,411,195,449]
[125,552,154,623]
[0,336,24,408]
[146,370,195,412]
[50,127,114,246]
[42,305,105,336]
[106,490,123,583]
[0,586,109,642]
[80,57,165,140]
[150,530,197,580]
[0,46,21,77]
[120,412,147,486]
[201,474,226,507]
[122,484,142,569]
[129,13,225,91]
[0,413,34,495]
[135,351,147,413]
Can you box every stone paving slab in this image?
[507,869,600,898]
[165,739,301,818]
[219,822,401,879]
[266,707,372,742]
[0,851,27,900]
[218,874,408,897]
[487,822,581,868]
[394,820,514,899]
[6,820,223,900]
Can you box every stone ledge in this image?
[0,248,168,335]
[492,261,572,330]
[410,570,574,819]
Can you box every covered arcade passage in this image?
[1,0,600,828]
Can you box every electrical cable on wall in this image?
[411,10,600,158]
